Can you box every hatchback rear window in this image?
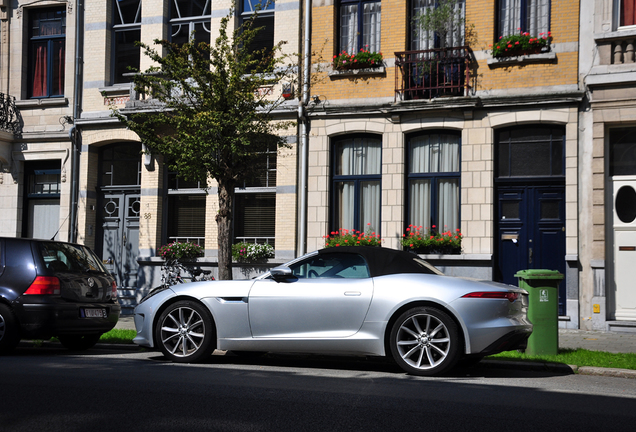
[39,243,107,273]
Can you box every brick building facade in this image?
[306,0,586,328]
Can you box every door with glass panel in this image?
[496,186,565,314]
[331,136,382,234]
[97,143,142,297]
[609,127,636,320]
[495,126,566,315]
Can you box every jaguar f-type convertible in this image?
[133,246,532,376]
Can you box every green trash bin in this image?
[515,269,564,356]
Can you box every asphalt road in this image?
[2,345,636,432]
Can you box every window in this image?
[407,132,460,233]
[496,126,564,178]
[411,0,465,51]
[29,8,65,98]
[234,144,277,246]
[242,0,275,56]
[23,161,61,240]
[621,1,636,27]
[166,174,206,246]
[331,136,381,234]
[100,143,142,186]
[290,253,370,279]
[113,0,141,84]
[339,0,381,54]
[171,0,212,46]
[609,128,636,176]
[497,0,550,38]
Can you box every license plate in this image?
[82,308,107,318]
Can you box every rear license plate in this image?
[82,308,107,318]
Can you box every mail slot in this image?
[502,233,519,241]
[619,246,636,251]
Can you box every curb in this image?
[481,359,636,379]
[574,365,636,379]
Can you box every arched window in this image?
[331,135,382,234]
[406,131,460,233]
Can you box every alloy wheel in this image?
[395,312,452,370]
[160,306,207,358]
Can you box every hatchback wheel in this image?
[390,307,460,376]
[58,334,102,350]
[0,304,21,354]
[155,300,215,363]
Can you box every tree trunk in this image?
[216,178,235,280]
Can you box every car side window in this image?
[289,253,370,279]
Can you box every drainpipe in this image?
[69,0,84,243]
[298,0,311,256]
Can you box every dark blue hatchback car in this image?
[0,237,121,353]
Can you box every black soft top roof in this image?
[316,246,442,278]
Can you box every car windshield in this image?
[39,243,107,273]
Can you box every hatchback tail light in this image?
[461,291,519,302]
[24,276,61,295]
[111,281,118,299]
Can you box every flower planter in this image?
[404,246,462,255]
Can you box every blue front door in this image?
[496,186,566,315]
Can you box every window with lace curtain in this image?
[331,135,382,234]
[28,8,65,98]
[411,0,465,51]
[339,0,381,55]
[406,132,460,233]
[497,0,550,38]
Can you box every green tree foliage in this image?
[111,5,294,280]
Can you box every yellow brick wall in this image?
[312,0,580,100]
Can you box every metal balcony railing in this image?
[395,46,472,101]
[0,92,20,134]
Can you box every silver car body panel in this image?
[134,269,530,356]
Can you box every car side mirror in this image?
[270,265,295,282]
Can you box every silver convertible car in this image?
[133,246,532,376]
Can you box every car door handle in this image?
[344,291,361,296]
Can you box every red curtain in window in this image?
[622,0,636,26]
[53,41,65,96]
[32,44,47,97]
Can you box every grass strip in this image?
[488,348,636,370]
[99,329,136,344]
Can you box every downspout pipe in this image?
[69,0,84,243]
[298,0,311,256]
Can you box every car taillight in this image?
[461,291,519,302]
[111,281,118,299]
[24,276,61,295]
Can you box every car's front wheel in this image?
[155,300,215,363]
[389,307,460,376]
[0,303,21,354]
[59,334,102,350]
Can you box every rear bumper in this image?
[13,298,121,339]
[477,329,531,356]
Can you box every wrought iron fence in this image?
[395,46,472,101]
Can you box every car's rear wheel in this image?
[156,300,215,363]
[390,307,460,376]
[59,334,102,350]
[0,303,21,354]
